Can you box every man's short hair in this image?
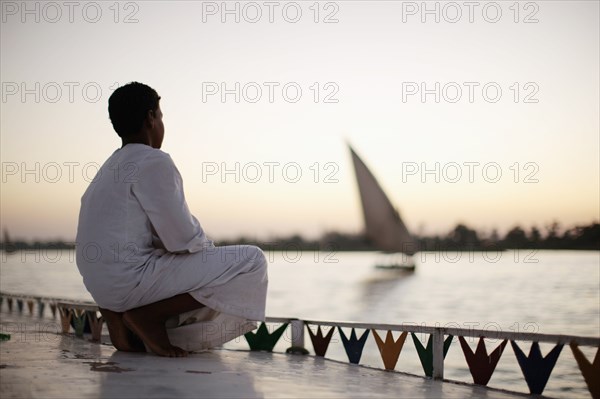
[108,82,161,137]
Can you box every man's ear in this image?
[145,110,155,128]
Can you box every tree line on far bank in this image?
[225,221,600,251]
[1,222,598,252]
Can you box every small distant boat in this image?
[374,255,416,272]
[349,145,417,271]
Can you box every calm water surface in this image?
[1,249,598,398]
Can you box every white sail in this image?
[349,145,417,255]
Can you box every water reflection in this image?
[98,350,262,398]
[359,266,415,313]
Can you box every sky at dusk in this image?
[1,0,599,241]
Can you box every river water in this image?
[1,249,598,398]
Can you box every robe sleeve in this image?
[132,151,214,253]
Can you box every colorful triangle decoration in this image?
[72,309,87,337]
[459,337,507,385]
[86,311,104,342]
[26,300,34,315]
[244,322,288,352]
[37,299,45,318]
[338,327,370,364]
[411,333,453,377]
[58,307,72,333]
[570,342,600,399]
[510,341,562,395]
[306,324,335,357]
[372,330,408,370]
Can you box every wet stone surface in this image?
[0,309,527,398]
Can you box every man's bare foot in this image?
[120,294,204,358]
[99,308,146,352]
[123,309,188,357]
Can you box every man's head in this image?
[108,82,164,148]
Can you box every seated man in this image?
[75,82,268,357]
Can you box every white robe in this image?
[75,143,268,350]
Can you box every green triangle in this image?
[411,333,453,377]
[72,310,87,337]
[245,322,289,351]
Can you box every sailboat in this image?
[349,145,417,271]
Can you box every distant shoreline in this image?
[1,221,598,252]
